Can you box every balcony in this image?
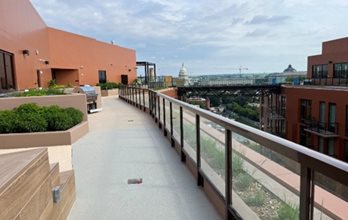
[117,86,348,220]
[303,119,339,138]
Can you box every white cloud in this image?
[31,0,348,74]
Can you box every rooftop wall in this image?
[47,28,137,86]
[0,0,51,90]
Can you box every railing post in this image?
[299,166,314,220]
[225,129,232,220]
[180,106,185,162]
[196,114,203,186]
[143,89,146,111]
[163,98,167,136]
[132,87,135,105]
[170,102,174,147]
[158,96,161,128]
[154,93,157,121]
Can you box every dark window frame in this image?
[98,70,107,84]
[312,64,328,79]
[0,49,15,91]
[334,63,348,78]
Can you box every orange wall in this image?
[0,0,51,90]
[0,1,137,90]
[47,28,136,86]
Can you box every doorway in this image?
[121,74,128,85]
[36,70,42,87]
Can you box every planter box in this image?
[101,89,119,97]
[0,121,89,149]
[0,93,88,121]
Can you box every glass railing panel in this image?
[144,90,149,108]
[183,109,197,162]
[172,103,181,141]
[158,96,163,124]
[165,99,171,131]
[231,133,300,220]
[314,171,348,220]
[200,117,225,196]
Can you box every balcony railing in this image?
[304,77,348,87]
[303,119,339,137]
[119,86,348,220]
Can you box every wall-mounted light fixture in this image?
[22,49,30,56]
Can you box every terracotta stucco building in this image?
[262,37,348,162]
[0,0,136,91]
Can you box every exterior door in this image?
[0,50,15,91]
[37,70,42,87]
[121,74,128,85]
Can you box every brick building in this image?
[261,37,348,162]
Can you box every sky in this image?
[31,0,348,76]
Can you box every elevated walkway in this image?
[69,96,220,219]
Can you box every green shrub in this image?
[15,103,47,132]
[235,173,254,190]
[277,203,299,220]
[97,82,120,90]
[232,154,244,176]
[0,103,83,133]
[245,190,266,207]
[0,111,19,133]
[42,106,73,131]
[14,88,64,97]
[65,107,84,125]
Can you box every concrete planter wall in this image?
[0,121,89,149]
[0,93,88,121]
[101,88,119,97]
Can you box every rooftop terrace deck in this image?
[68,96,220,219]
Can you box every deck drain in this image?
[127,178,143,184]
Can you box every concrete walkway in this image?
[68,96,220,220]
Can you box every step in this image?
[39,170,76,220]
[0,149,50,220]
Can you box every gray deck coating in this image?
[68,96,221,220]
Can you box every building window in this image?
[345,141,348,162]
[300,126,311,147]
[346,106,348,136]
[319,102,325,129]
[312,64,328,78]
[0,50,15,91]
[98,70,107,84]
[328,139,335,157]
[328,103,336,132]
[300,99,311,123]
[318,137,325,153]
[334,63,348,78]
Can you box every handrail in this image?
[119,86,348,219]
[156,90,348,181]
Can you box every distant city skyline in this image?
[31,0,348,75]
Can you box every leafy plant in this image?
[0,103,83,133]
[48,79,57,88]
[97,82,120,90]
[0,110,19,133]
[232,154,244,176]
[277,203,299,220]
[235,173,254,190]
[15,103,47,132]
[14,88,64,97]
[245,189,266,207]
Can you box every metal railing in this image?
[119,86,348,220]
[303,119,339,137]
[304,77,348,87]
